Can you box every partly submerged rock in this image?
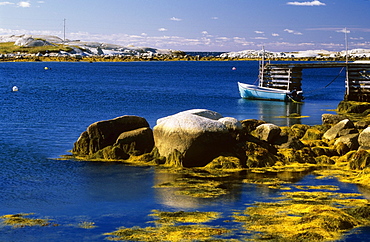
[337,101,370,114]
[72,115,151,156]
[153,109,243,167]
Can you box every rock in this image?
[153,109,241,167]
[301,128,324,141]
[218,117,242,131]
[355,120,370,129]
[245,142,277,167]
[295,147,317,164]
[348,150,370,170]
[291,124,311,139]
[311,146,337,157]
[73,115,150,156]
[322,114,347,125]
[115,127,154,156]
[253,123,281,143]
[323,119,356,141]
[277,147,316,164]
[337,101,370,113]
[334,133,359,151]
[274,129,305,149]
[93,145,129,160]
[240,119,266,133]
[359,127,370,147]
[205,156,244,170]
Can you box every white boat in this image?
[237,82,302,102]
[237,47,304,102]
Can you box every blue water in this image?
[0,61,367,241]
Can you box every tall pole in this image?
[345,27,350,96]
[63,19,66,42]
[260,46,265,87]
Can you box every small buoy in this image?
[232,67,236,70]
[12,86,18,92]
[44,67,50,70]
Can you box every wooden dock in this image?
[260,62,370,102]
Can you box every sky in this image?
[0,0,369,52]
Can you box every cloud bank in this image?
[287,0,325,6]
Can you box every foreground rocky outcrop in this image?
[72,115,154,160]
[71,102,370,173]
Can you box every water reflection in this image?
[153,168,312,210]
[237,99,303,126]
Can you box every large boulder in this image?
[323,119,357,141]
[359,127,370,149]
[153,109,243,167]
[73,115,150,156]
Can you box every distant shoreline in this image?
[0,55,368,63]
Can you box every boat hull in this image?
[238,82,291,102]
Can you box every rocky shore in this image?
[71,101,370,174]
[68,100,370,241]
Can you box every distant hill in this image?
[0,34,369,61]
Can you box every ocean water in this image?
[0,61,367,241]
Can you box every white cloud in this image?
[350,37,364,40]
[255,31,264,34]
[158,28,168,32]
[272,33,279,37]
[201,31,208,35]
[211,17,218,20]
[17,1,31,7]
[284,29,303,35]
[284,29,294,34]
[170,17,182,21]
[287,0,325,6]
[253,37,268,40]
[0,2,13,5]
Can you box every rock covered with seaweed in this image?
[72,115,154,160]
[71,102,370,175]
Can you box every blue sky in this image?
[0,0,369,52]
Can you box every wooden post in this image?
[345,64,370,102]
